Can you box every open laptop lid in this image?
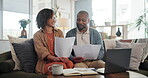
[97,48,131,74]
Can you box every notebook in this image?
[63,68,98,76]
[96,48,131,74]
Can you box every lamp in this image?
[57,18,70,35]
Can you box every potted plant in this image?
[19,19,31,38]
[135,12,148,38]
[19,19,31,29]
[52,5,61,18]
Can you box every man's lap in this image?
[74,60,105,68]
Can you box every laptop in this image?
[96,48,131,74]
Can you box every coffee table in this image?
[47,71,147,78]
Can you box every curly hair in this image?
[36,8,54,29]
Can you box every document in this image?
[63,68,98,76]
[55,37,75,57]
[73,45,101,60]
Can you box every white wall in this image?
[75,0,92,27]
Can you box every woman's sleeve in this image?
[33,33,50,60]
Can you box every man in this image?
[66,11,105,68]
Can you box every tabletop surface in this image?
[47,71,148,78]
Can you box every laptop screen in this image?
[105,48,131,73]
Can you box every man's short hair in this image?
[77,11,89,18]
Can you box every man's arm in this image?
[96,32,104,60]
[90,28,105,60]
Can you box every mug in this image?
[48,64,63,75]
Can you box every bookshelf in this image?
[92,25,128,39]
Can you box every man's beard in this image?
[77,24,87,31]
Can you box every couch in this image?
[0,38,148,78]
[0,51,47,78]
[0,36,48,78]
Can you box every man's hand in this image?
[73,57,84,63]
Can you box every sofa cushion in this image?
[130,43,146,71]
[0,51,11,62]
[136,39,148,62]
[12,39,37,73]
[119,39,133,43]
[116,41,146,70]
[103,39,116,51]
[116,41,131,48]
[8,35,28,70]
[0,59,15,73]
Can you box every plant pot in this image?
[20,28,27,38]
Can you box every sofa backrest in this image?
[103,39,134,51]
[0,51,11,62]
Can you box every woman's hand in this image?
[46,55,61,62]
[73,57,84,63]
[51,57,62,62]
[59,57,69,63]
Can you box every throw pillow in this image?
[7,35,28,70]
[116,41,131,48]
[136,39,148,62]
[116,41,146,70]
[103,39,116,51]
[129,43,146,71]
[12,39,37,73]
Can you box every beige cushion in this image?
[103,39,116,51]
[116,41,131,48]
[137,39,148,62]
[115,41,146,70]
[7,35,28,70]
[130,43,146,70]
[142,44,148,62]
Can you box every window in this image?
[1,0,30,39]
[0,0,53,40]
[92,0,112,26]
[92,0,146,39]
[116,0,145,39]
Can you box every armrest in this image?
[0,51,12,61]
[139,60,148,71]
[0,59,15,73]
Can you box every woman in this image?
[33,8,73,74]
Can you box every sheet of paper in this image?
[73,44,101,60]
[55,37,75,57]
